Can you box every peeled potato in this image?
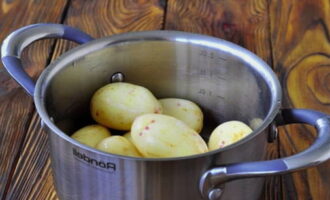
[249,118,263,130]
[123,132,133,142]
[131,114,208,158]
[71,125,111,147]
[96,136,142,157]
[208,121,253,151]
[91,82,162,130]
[159,98,203,133]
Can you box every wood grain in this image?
[5,113,57,200]
[165,0,273,63]
[165,1,281,199]
[0,0,68,199]
[269,0,330,199]
[3,0,165,199]
[1,0,329,200]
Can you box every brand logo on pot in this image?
[72,148,116,172]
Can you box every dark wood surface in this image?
[0,0,329,199]
[270,0,330,199]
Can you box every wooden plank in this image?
[165,1,280,199]
[165,0,273,63]
[5,113,57,200]
[0,0,68,199]
[4,0,165,199]
[269,0,330,199]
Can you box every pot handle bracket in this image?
[200,109,330,200]
[1,23,94,96]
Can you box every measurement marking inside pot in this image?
[197,89,225,99]
[199,50,227,61]
[199,69,227,80]
[89,65,99,71]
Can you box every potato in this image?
[159,98,203,133]
[249,118,263,130]
[123,132,133,142]
[91,82,162,130]
[131,114,208,158]
[71,125,111,147]
[96,136,142,157]
[208,121,253,151]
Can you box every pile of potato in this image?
[71,82,253,158]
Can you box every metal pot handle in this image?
[200,109,330,200]
[1,23,94,96]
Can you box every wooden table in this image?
[0,0,329,199]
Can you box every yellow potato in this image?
[123,132,133,142]
[159,98,203,133]
[249,118,263,130]
[96,136,142,157]
[91,82,162,130]
[131,114,208,158]
[71,125,111,147]
[208,121,253,151]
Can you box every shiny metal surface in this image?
[199,110,330,199]
[33,31,280,200]
[36,33,281,139]
[48,123,270,200]
[268,122,278,143]
[1,23,93,95]
[1,24,65,58]
[111,72,125,83]
[284,116,330,169]
[4,23,330,200]
[208,188,223,200]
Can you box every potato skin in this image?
[249,118,263,130]
[123,132,133,142]
[90,82,162,130]
[131,114,208,158]
[96,136,142,157]
[159,98,203,133]
[208,121,253,151]
[71,125,111,147]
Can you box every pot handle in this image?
[1,23,94,96]
[200,109,330,200]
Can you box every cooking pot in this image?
[1,24,330,200]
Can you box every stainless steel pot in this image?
[2,24,330,200]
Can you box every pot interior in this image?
[44,36,279,140]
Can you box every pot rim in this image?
[34,30,282,161]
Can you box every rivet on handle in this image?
[208,188,223,200]
[111,72,125,83]
[268,122,278,143]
